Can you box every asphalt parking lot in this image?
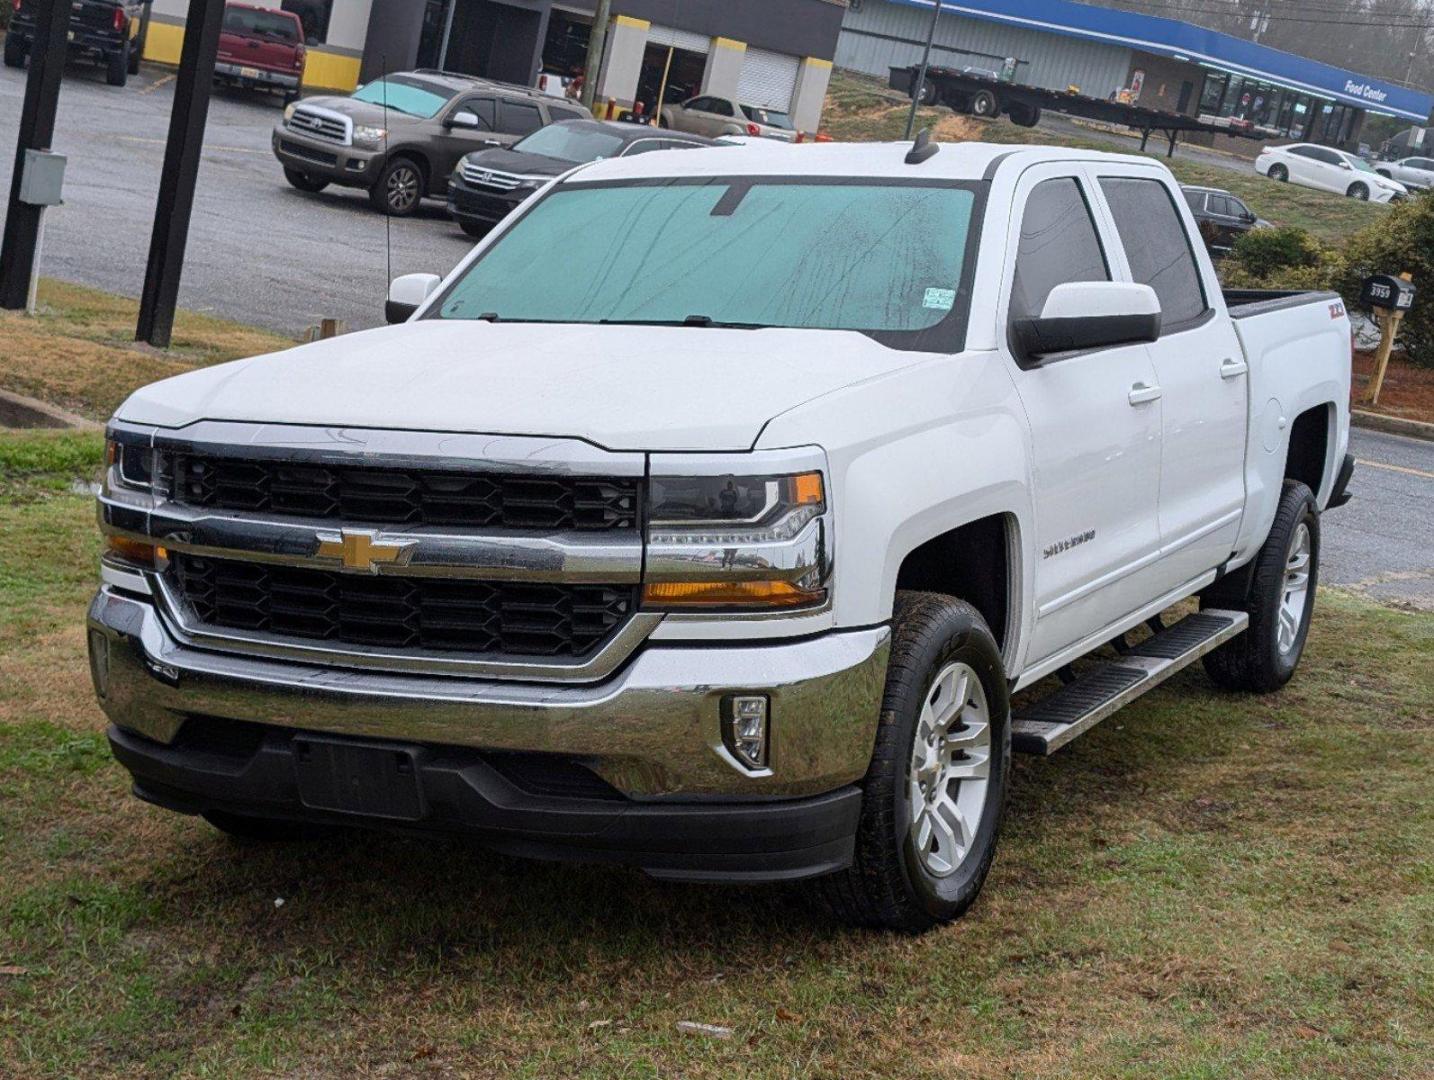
[0,61,474,336]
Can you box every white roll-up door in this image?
[737,47,800,111]
[646,24,711,54]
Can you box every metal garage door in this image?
[737,47,800,111]
[647,24,711,54]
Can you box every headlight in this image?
[352,124,387,149]
[105,436,154,490]
[642,471,831,611]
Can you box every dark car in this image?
[1182,185,1269,256]
[5,0,149,86]
[273,70,590,216]
[447,118,717,237]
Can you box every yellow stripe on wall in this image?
[141,22,360,92]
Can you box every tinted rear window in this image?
[1099,177,1207,327]
[223,7,300,41]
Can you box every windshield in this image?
[513,124,626,163]
[223,8,299,40]
[431,178,978,349]
[352,76,454,119]
[740,105,793,130]
[1348,155,1377,174]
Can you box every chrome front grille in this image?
[286,106,350,145]
[460,163,524,191]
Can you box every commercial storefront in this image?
[138,0,846,134]
[838,0,1433,155]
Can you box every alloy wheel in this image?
[908,661,992,878]
[1277,522,1312,655]
[387,166,420,213]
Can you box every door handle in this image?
[1128,382,1163,405]
[1219,357,1249,379]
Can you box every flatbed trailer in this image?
[890,64,1258,157]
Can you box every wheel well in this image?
[1284,405,1330,496]
[386,149,430,185]
[894,515,1011,653]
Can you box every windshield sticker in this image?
[923,288,956,311]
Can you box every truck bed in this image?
[1222,288,1344,319]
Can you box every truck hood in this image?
[115,321,920,451]
[296,95,425,128]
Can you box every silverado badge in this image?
[314,529,416,573]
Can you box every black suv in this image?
[5,0,149,87]
[447,119,716,237]
[1181,185,1268,256]
[273,69,590,216]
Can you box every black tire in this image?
[107,43,129,87]
[369,156,424,216]
[1347,181,1369,200]
[283,166,329,193]
[917,78,938,106]
[1202,480,1319,693]
[813,592,1011,932]
[127,38,141,75]
[3,37,27,69]
[1268,163,1288,182]
[203,810,330,843]
[971,90,998,118]
[1008,102,1041,127]
[458,218,490,239]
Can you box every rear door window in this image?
[1009,177,1110,321]
[500,101,544,136]
[1099,176,1208,329]
[459,96,496,129]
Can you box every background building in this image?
[140,0,846,134]
[837,0,1434,155]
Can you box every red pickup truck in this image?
[214,2,305,101]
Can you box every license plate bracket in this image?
[293,737,425,821]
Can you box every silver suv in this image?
[272,69,590,215]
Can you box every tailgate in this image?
[218,32,300,73]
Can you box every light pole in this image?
[904,0,944,140]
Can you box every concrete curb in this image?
[0,388,102,432]
[1351,409,1434,442]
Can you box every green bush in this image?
[1337,194,1434,368]
[1221,226,1342,293]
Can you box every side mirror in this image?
[448,110,480,129]
[386,273,441,324]
[1011,282,1161,363]
[1338,160,1353,170]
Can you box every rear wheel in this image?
[813,592,1010,932]
[106,42,129,87]
[370,157,424,216]
[1268,163,1288,182]
[3,37,27,69]
[1008,101,1040,127]
[283,167,329,193]
[971,90,998,118]
[1202,480,1319,693]
[127,37,141,74]
[1347,181,1369,200]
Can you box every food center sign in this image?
[1345,81,1390,104]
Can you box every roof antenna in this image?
[906,128,940,165]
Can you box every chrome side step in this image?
[1011,609,1249,755]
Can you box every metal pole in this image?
[135,0,226,348]
[0,0,73,310]
[438,0,457,71]
[580,0,612,110]
[653,46,674,125]
[904,0,943,140]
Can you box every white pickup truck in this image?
[90,138,1354,931]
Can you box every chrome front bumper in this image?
[89,587,889,800]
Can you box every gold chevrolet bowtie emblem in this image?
[314,529,415,573]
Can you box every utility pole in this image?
[580,0,612,110]
[0,0,73,310]
[904,0,943,140]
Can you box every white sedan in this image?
[1255,143,1408,202]
[1375,156,1434,190]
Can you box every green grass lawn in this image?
[0,432,1430,1078]
[822,70,1389,247]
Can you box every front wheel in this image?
[1203,480,1319,693]
[369,157,424,216]
[1268,163,1288,182]
[4,37,27,69]
[971,90,998,118]
[458,218,490,239]
[813,592,1010,932]
[1347,181,1369,200]
[283,166,329,193]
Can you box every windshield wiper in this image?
[597,316,770,329]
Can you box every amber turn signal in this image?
[105,535,166,568]
[642,579,824,609]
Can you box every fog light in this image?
[723,695,769,771]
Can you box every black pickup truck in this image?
[5,0,150,87]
